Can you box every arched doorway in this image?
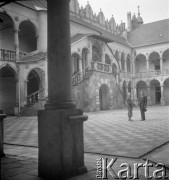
[99,84,110,110]
[164,78,169,105]
[150,79,161,104]
[135,54,146,73]
[27,68,44,104]
[128,81,132,93]
[136,81,147,98]
[0,66,17,115]
[71,53,80,74]
[121,53,125,72]
[122,81,127,105]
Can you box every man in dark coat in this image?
[138,91,147,121]
[127,93,135,121]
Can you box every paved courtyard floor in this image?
[1,105,169,179]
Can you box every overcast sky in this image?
[78,0,169,25]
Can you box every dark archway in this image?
[99,84,110,110]
[27,68,44,104]
[136,81,147,99]
[71,53,80,74]
[0,66,17,115]
[122,81,127,105]
[82,48,88,70]
[92,44,102,62]
[128,81,132,93]
[150,79,161,104]
[164,78,169,105]
[19,20,37,53]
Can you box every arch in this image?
[162,49,169,70]
[105,54,111,65]
[0,12,16,52]
[135,54,146,73]
[127,54,131,73]
[121,52,125,72]
[122,80,127,105]
[81,47,89,70]
[92,43,102,62]
[149,51,160,71]
[99,84,110,110]
[71,52,80,74]
[0,65,17,115]
[136,80,147,98]
[163,77,169,105]
[112,63,117,77]
[19,20,37,53]
[128,81,132,93]
[150,79,161,105]
[115,50,119,60]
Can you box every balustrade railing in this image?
[72,68,88,86]
[91,61,111,73]
[26,88,45,105]
[135,69,169,78]
[0,49,27,60]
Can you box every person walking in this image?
[127,92,135,121]
[138,91,147,121]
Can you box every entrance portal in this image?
[99,84,110,110]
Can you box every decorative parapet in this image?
[69,0,126,35]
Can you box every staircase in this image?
[21,88,46,116]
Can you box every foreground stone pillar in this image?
[0,112,6,158]
[38,0,88,179]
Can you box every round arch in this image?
[127,54,131,73]
[122,80,127,105]
[135,54,146,73]
[136,80,147,98]
[149,51,160,71]
[99,84,110,110]
[71,52,80,74]
[121,52,125,72]
[162,49,169,71]
[92,43,102,62]
[81,47,89,70]
[19,20,37,53]
[105,54,111,65]
[150,79,161,105]
[128,81,132,93]
[0,12,16,54]
[163,78,169,105]
[0,65,17,115]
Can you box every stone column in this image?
[37,10,47,52]
[146,58,149,73]
[13,28,19,60]
[24,80,28,104]
[160,85,165,105]
[160,57,163,75]
[38,1,88,179]
[147,85,151,105]
[124,59,127,73]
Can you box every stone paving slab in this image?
[4,106,169,158]
[1,154,169,180]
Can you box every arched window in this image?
[92,45,101,62]
[72,53,80,74]
[82,48,88,70]
[105,54,111,64]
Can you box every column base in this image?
[44,99,76,110]
[38,108,88,180]
[160,98,165,105]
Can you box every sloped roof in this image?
[127,19,169,47]
[71,34,88,44]
[70,15,129,46]
[14,0,47,10]
[19,51,47,62]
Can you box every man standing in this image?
[138,91,147,121]
[127,93,135,121]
